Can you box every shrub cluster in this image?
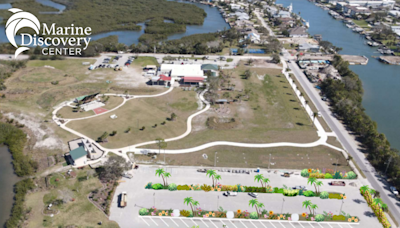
[152,183,164,190]
[168,183,177,191]
[300,169,357,179]
[360,187,390,228]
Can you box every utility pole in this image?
[339,199,344,214]
[153,193,155,207]
[214,152,218,167]
[217,196,219,208]
[385,156,393,174]
[268,154,271,169]
[281,198,285,214]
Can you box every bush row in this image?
[300,169,357,179]
[360,188,390,228]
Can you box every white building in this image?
[391,26,400,36]
[389,10,400,17]
[159,64,205,82]
[247,32,261,43]
[346,0,395,9]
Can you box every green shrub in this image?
[237,184,245,192]
[324,173,333,179]
[328,193,343,199]
[145,182,152,189]
[301,169,309,177]
[168,183,177,191]
[333,171,342,179]
[180,210,191,217]
[303,190,315,197]
[152,183,164,190]
[320,191,329,199]
[315,214,325,222]
[177,185,190,190]
[283,189,299,196]
[227,58,233,62]
[139,208,149,215]
[249,212,258,219]
[345,171,357,179]
[333,215,346,221]
[201,184,211,192]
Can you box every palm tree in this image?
[307,177,323,195]
[249,199,260,218]
[206,170,217,187]
[373,198,383,206]
[381,203,388,216]
[311,204,318,215]
[302,200,313,215]
[214,174,222,186]
[360,185,370,194]
[184,197,199,215]
[164,172,171,186]
[155,138,164,155]
[257,202,265,217]
[155,168,166,186]
[254,174,264,187]
[262,178,270,188]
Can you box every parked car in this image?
[390,186,399,195]
[197,168,207,173]
[120,192,127,208]
[330,181,345,186]
[224,191,237,196]
[318,112,322,117]
[283,172,290,177]
[292,186,307,190]
[248,192,258,198]
[322,96,327,101]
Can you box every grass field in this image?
[67,89,199,148]
[132,56,159,67]
[353,20,369,28]
[25,169,119,228]
[143,63,319,150]
[132,145,352,171]
[57,96,124,119]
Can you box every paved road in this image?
[254,9,400,226]
[284,55,400,225]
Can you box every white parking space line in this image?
[240,220,248,228]
[269,221,277,228]
[140,217,150,226]
[220,219,226,225]
[191,219,198,226]
[278,222,286,227]
[298,222,306,228]
[149,217,158,226]
[327,223,334,228]
[179,218,188,227]
[250,221,258,228]
[209,219,218,228]
[201,219,209,227]
[169,218,179,227]
[230,220,238,228]
[318,223,324,228]
[158,217,169,227]
[337,224,343,228]
[258,220,267,228]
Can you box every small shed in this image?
[69,146,87,167]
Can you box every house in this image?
[274,11,291,18]
[344,5,371,16]
[68,146,88,167]
[230,3,241,11]
[391,26,400,36]
[299,43,321,52]
[289,27,308,38]
[201,64,219,77]
[389,10,400,18]
[74,93,99,104]
[247,32,261,43]
[346,0,395,9]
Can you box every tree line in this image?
[320,55,400,189]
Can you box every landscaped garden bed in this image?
[360,185,391,228]
[301,168,357,179]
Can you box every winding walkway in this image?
[52,59,343,166]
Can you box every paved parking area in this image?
[109,166,379,228]
[138,216,359,228]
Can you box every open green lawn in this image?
[57,96,124,119]
[25,169,119,228]
[143,63,319,150]
[133,145,352,172]
[67,89,199,148]
[133,56,159,67]
[353,20,369,28]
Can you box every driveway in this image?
[109,166,380,228]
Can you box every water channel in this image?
[277,0,400,150]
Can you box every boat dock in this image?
[299,54,368,65]
[379,56,400,65]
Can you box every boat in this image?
[367,41,373,46]
[346,24,353,28]
[365,36,371,40]
[371,42,379,47]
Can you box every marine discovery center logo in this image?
[6,8,92,58]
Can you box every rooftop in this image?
[69,146,87,161]
[160,64,204,77]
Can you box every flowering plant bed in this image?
[301,169,357,179]
[139,208,359,223]
[360,186,390,228]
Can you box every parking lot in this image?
[139,216,359,228]
[109,166,380,228]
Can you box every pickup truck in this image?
[330,181,346,186]
[120,192,127,208]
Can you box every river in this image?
[0,146,20,227]
[277,0,400,150]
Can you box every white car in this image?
[318,112,322,117]
[390,186,399,195]
[225,191,237,196]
